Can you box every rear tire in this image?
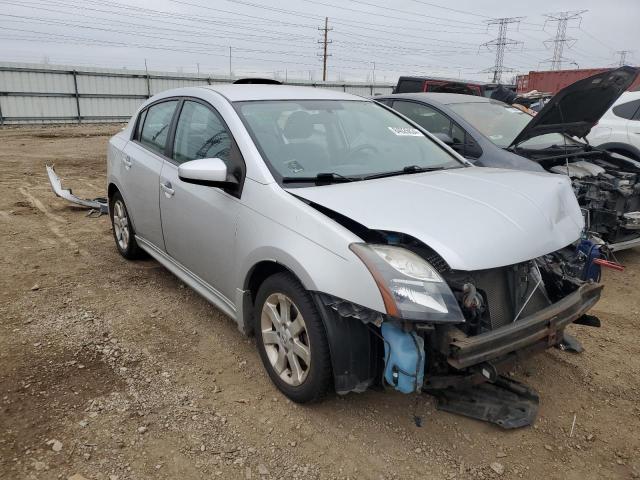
[254,272,332,403]
[109,191,144,260]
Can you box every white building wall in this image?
[0,62,394,124]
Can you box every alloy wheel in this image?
[112,199,130,251]
[261,293,311,386]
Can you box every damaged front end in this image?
[316,232,603,428]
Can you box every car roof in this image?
[196,84,366,102]
[380,92,492,105]
[615,90,640,103]
[397,75,493,86]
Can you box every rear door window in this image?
[392,100,452,136]
[139,100,179,155]
[612,99,640,120]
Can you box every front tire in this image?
[109,191,144,260]
[255,273,332,403]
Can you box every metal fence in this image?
[0,62,395,125]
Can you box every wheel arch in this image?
[596,142,640,160]
[242,259,382,396]
[107,182,119,202]
[106,181,138,231]
[241,259,310,336]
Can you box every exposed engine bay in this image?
[515,147,640,249]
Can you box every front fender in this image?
[235,181,386,314]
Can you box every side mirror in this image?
[432,132,455,145]
[178,158,237,188]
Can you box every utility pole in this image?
[543,10,586,70]
[317,17,332,82]
[480,17,523,83]
[144,58,150,99]
[229,46,232,79]
[372,61,376,85]
[615,50,633,67]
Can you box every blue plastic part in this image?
[577,238,602,281]
[380,322,425,394]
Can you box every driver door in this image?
[159,99,244,302]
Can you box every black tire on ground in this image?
[109,191,145,260]
[254,272,332,403]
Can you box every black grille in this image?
[454,263,552,333]
[473,268,514,330]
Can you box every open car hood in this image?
[509,66,638,147]
[288,168,584,271]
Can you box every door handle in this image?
[160,181,175,198]
[122,155,132,169]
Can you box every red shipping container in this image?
[516,68,640,95]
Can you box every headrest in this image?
[283,111,315,140]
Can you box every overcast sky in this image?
[1,0,638,83]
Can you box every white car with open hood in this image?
[106,83,602,427]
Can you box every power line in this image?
[318,16,332,81]
[404,0,490,19]
[542,10,587,70]
[615,50,633,67]
[480,17,523,83]
[320,0,486,27]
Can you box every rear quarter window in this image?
[612,99,640,120]
[139,100,179,155]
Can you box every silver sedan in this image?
[107,84,601,411]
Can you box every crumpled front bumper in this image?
[444,282,603,370]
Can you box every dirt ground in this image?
[1,124,639,480]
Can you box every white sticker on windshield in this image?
[388,126,422,136]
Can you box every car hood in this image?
[509,66,639,147]
[288,168,583,271]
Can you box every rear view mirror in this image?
[178,158,237,188]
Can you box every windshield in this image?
[448,101,574,149]
[235,100,462,184]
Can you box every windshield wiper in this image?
[281,172,360,185]
[363,165,447,180]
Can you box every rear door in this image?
[121,99,179,250]
[159,98,244,301]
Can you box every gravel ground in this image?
[1,124,639,480]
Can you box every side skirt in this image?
[135,235,238,322]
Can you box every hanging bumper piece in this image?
[46,165,108,215]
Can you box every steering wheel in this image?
[348,144,379,163]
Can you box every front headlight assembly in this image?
[350,243,464,323]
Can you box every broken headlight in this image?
[350,243,464,323]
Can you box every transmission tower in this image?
[317,17,332,82]
[615,50,633,67]
[480,17,523,83]
[543,10,586,70]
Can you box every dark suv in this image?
[393,76,515,97]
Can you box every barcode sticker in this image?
[388,127,422,136]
